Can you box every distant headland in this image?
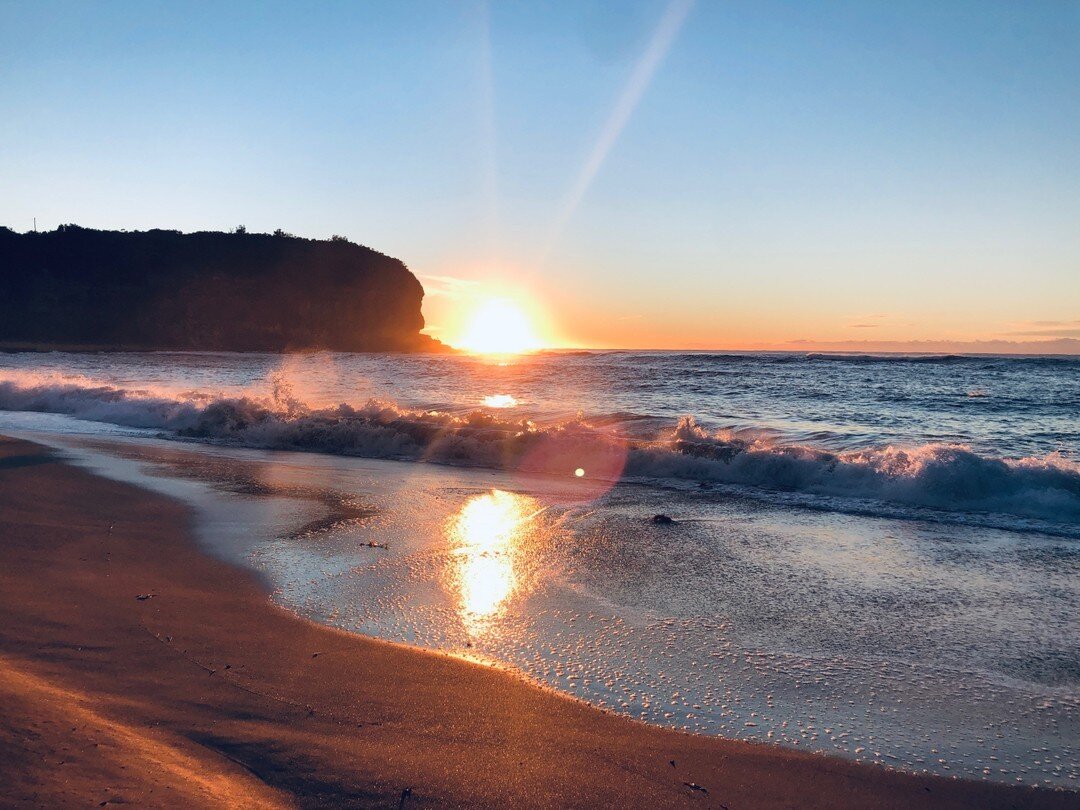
[0,225,447,353]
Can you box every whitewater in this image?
[0,349,1077,535]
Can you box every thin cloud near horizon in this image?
[1005,319,1080,339]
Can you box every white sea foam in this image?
[1,371,1078,532]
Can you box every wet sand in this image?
[0,436,1072,808]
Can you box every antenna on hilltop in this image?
[33,217,37,232]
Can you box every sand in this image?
[0,435,1073,808]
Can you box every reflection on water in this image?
[481,393,518,408]
[449,489,538,633]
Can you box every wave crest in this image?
[653,416,1079,523]
[1,373,1077,531]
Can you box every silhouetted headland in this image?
[0,225,446,352]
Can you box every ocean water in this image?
[0,349,1077,788]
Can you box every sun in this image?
[454,298,543,354]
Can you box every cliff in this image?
[0,225,445,352]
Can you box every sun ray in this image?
[543,0,695,259]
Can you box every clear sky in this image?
[2,1,1078,351]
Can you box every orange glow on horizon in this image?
[420,272,1079,355]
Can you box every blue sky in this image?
[2,1,1077,349]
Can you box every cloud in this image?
[846,313,892,328]
[416,274,483,300]
[763,338,1080,355]
[1004,328,1080,338]
[1002,318,1080,338]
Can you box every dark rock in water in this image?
[651,514,676,524]
[0,224,447,352]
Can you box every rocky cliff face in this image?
[0,226,443,352]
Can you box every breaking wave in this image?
[1,372,1078,534]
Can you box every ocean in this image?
[0,349,1077,787]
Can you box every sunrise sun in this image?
[454,298,543,355]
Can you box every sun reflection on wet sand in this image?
[448,489,538,634]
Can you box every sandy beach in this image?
[0,436,1072,808]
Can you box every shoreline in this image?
[0,435,1072,808]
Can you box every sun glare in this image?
[482,393,518,408]
[454,298,543,355]
[449,490,538,632]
